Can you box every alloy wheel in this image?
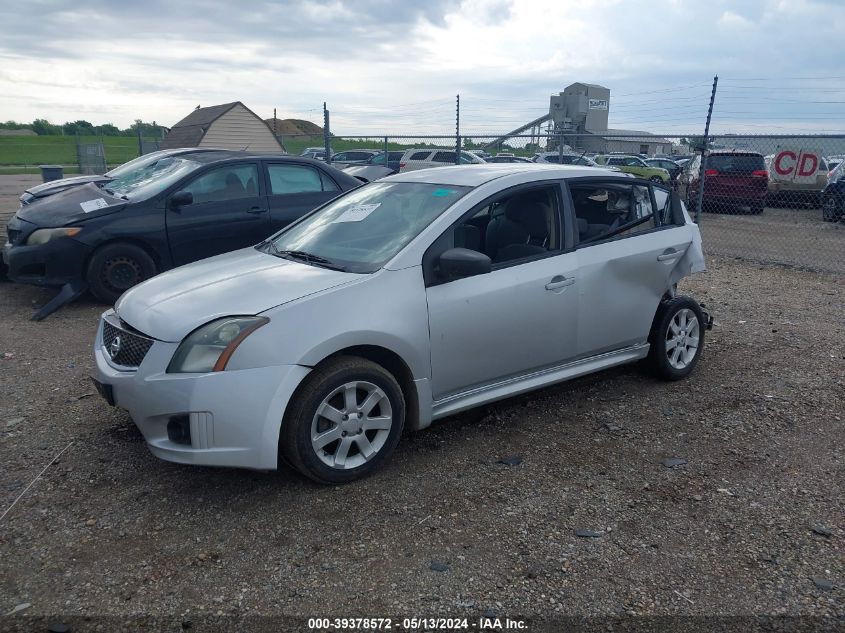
[665,308,700,370]
[310,380,393,470]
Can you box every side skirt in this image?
[431,344,650,420]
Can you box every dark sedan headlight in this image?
[167,316,269,373]
[26,227,82,245]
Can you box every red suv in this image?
[679,151,768,214]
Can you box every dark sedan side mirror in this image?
[169,191,193,208]
[439,248,491,279]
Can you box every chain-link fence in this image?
[312,131,844,274]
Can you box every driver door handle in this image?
[246,206,266,214]
[545,275,575,291]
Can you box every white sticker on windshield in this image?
[334,203,381,222]
[80,198,109,213]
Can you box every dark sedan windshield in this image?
[106,157,203,201]
[264,182,470,273]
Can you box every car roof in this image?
[381,164,622,187]
[176,151,319,164]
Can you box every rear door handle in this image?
[246,206,266,214]
[657,250,681,262]
[545,275,575,291]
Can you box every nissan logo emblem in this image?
[109,335,122,360]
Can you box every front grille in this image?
[102,319,154,368]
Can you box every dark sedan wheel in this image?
[86,242,157,304]
[649,175,664,184]
[281,356,405,484]
[821,195,841,222]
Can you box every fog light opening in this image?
[167,415,191,445]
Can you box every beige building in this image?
[161,102,284,152]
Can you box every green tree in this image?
[31,118,61,135]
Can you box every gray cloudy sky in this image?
[0,0,842,135]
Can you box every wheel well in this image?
[84,238,162,276]
[321,345,420,432]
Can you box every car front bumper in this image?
[92,313,311,470]
[3,237,90,287]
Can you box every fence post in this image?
[695,75,719,223]
[323,102,331,164]
[558,132,564,163]
[136,126,142,157]
[384,136,389,165]
[455,94,461,165]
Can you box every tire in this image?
[749,202,764,215]
[646,296,705,381]
[821,195,839,222]
[281,356,405,484]
[649,175,664,184]
[86,242,157,304]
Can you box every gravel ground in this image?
[0,256,843,632]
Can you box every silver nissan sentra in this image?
[92,164,710,483]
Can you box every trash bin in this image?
[39,165,64,182]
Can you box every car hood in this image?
[23,174,111,200]
[15,182,127,226]
[115,247,365,342]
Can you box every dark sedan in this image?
[821,163,845,222]
[3,151,360,303]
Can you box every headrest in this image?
[505,199,549,237]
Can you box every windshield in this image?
[105,150,172,178]
[264,182,470,273]
[105,157,203,201]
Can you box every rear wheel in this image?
[281,356,405,484]
[646,296,705,381]
[86,242,157,304]
[749,202,764,215]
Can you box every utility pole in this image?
[455,94,461,165]
[695,75,718,223]
[323,102,331,164]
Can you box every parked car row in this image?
[5,149,713,483]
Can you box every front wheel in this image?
[646,296,705,381]
[86,242,157,304]
[649,175,664,184]
[281,356,405,484]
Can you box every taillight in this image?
[399,162,406,169]
[705,169,718,176]
[752,170,768,178]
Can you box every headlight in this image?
[167,316,269,373]
[26,227,82,246]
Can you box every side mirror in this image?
[169,191,193,208]
[439,248,491,279]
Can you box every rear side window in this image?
[410,151,430,161]
[707,154,765,172]
[267,164,330,194]
[570,182,659,244]
[433,151,456,163]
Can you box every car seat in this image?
[486,196,550,263]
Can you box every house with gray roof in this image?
[161,102,285,152]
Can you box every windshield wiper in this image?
[103,187,128,200]
[269,246,346,271]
